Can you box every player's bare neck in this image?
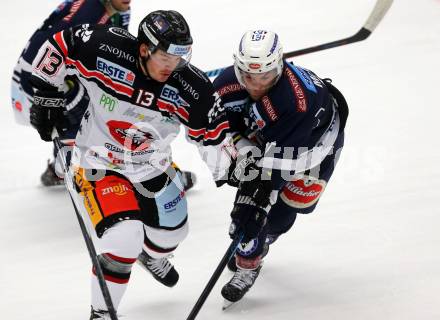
[104,2,117,16]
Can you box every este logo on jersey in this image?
[96,57,135,85]
[160,84,189,108]
[163,191,185,211]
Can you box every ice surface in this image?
[0,1,439,319]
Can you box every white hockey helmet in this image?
[234,30,284,87]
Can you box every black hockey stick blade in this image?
[284,0,394,59]
[282,27,371,59]
[205,0,394,78]
[53,137,119,320]
[186,233,244,320]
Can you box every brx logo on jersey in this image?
[96,57,135,86]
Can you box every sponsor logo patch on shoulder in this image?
[96,57,135,85]
[160,84,189,108]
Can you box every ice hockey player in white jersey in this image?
[29,10,230,319]
[212,30,349,306]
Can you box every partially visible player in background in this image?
[11,0,196,190]
[11,0,132,186]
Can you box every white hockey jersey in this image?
[31,24,231,182]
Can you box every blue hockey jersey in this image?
[213,62,345,189]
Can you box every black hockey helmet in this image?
[138,10,193,57]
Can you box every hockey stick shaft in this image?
[205,0,393,78]
[186,233,244,320]
[53,138,118,320]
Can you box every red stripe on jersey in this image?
[53,32,68,57]
[188,121,229,141]
[188,128,205,138]
[157,100,175,115]
[157,100,190,122]
[106,253,137,264]
[176,106,189,122]
[66,58,134,97]
[205,121,230,140]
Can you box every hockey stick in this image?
[205,0,394,78]
[186,233,244,320]
[53,137,119,320]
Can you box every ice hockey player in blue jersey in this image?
[213,30,349,305]
[11,0,131,185]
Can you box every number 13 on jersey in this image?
[135,89,155,107]
[35,45,64,77]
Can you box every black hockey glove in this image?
[229,166,273,242]
[217,141,264,188]
[30,90,65,141]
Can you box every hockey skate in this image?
[181,170,196,191]
[90,307,112,320]
[40,160,64,186]
[222,264,262,309]
[137,251,179,287]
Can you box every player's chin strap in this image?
[52,131,119,320]
[138,55,150,76]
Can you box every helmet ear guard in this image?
[234,30,284,87]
